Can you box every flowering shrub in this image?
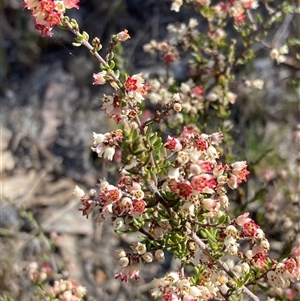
[22,0,300,301]
[26,262,87,301]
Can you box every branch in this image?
[187,230,260,301]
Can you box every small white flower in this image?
[73,185,85,198]
[270,48,280,60]
[180,202,195,216]
[241,262,250,274]
[207,145,219,159]
[207,92,218,102]
[114,249,127,258]
[180,83,191,94]
[172,93,181,101]
[168,167,181,181]
[173,103,182,113]
[231,161,247,170]
[155,250,165,260]
[165,272,179,283]
[252,79,264,89]
[171,0,183,12]
[119,257,129,267]
[177,151,190,165]
[189,18,198,28]
[93,132,105,145]
[279,45,289,54]
[224,225,238,237]
[177,279,190,293]
[131,242,147,255]
[103,146,115,160]
[114,217,124,230]
[142,252,153,263]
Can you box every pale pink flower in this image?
[191,174,216,193]
[227,174,238,189]
[115,265,140,282]
[202,198,218,211]
[168,167,181,182]
[243,220,260,236]
[93,71,107,85]
[236,212,251,226]
[210,132,223,143]
[63,0,79,9]
[165,136,182,152]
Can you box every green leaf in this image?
[153,137,163,149]
[203,228,217,243]
[108,52,115,60]
[218,214,226,224]
[82,31,89,41]
[109,60,115,69]
[287,38,300,47]
[199,229,208,239]
[257,283,269,292]
[132,128,140,141]
[142,153,151,166]
[114,69,120,78]
[255,13,263,23]
[100,63,107,70]
[133,149,146,156]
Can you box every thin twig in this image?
[187,230,260,301]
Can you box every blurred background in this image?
[1,0,299,300]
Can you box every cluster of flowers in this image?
[93,72,150,123]
[75,175,147,223]
[164,127,249,212]
[143,18,239,116]
[143,18,199,63]
[151,271,219,301]
[75,123,300,299]
[27,262,87,301]
[23,0,79,36]
[146,76,206,116]
[91,130,123,161]
[22,0,300,299]
[150,248,300,301]
[49,279,87,301]
[171,0,259,25]
[143,18,199,64]
[27,261,53,283]
[114,247,165,283]
[270,45,289,64]
[266,249,300,289]
[74,179,166,283]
